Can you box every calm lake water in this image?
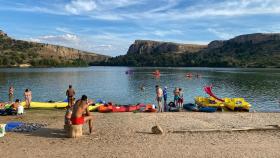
[0,67,279,112]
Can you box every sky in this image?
[1,0,280,56]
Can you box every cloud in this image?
[65,0,97,15]
[207,28,234,39]
[29,34,80,44]
[55,27,73,34]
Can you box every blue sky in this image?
[1,0,280,56]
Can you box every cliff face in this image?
[0,30,108,67]
[37,44,108,62]
[208,33,280,49]
[105,33,280,68]
[127,40,206,54]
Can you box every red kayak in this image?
[99,104,140,113]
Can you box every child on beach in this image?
[65,98,75,125]
[178,88,184,109]
[174,88,180,107]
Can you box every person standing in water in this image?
[24,89,32,109]
[178,88,184,109]
[8,86,14,103]
[66,85,75,107]
[155,85,163,112]
[173,87,180,107]
[163,86,168,112]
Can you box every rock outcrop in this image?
[127,40,206,55]
[0,30,109,66]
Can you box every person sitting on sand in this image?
[66,85,75,107]
[11,99,21,110]
[65,98,75,126]
[4,99,21,115]
[155,85,163,112]
[71,95,94,134]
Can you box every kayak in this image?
[223,98,251,112]
[98,105,140,113]
[143,104,157,112]
[195,96,224,110]
[183,103,198,111]
[183,103,217,112]
[88,103,103,112]
[21,101,68,109]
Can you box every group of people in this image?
[0,86,32,115]
[155,85,184,112]
[64,85,94,134]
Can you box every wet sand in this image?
[1,110,280,158]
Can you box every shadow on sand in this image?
[23,127,67,138]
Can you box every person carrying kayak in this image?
[66,85,75,107]
[71,95,94,134]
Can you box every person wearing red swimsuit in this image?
[71,95,94,134]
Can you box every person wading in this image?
[66,85,75,107]
[24,89,32,109]
[8,86,14,103]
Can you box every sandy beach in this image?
[1,110,280,158]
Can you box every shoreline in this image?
[1,110,280,158]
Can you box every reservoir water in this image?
[0,67,279,112]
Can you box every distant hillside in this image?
[0,30,108,67]
[127,40,206,54]
[97,33,280,68]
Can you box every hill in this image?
[0,30,108,67]
[97,33,280,68]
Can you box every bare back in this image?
[71,100,89,118]
[66,88,75,97]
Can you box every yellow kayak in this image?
[223,98,251,112]
[195,96,224,111]
[22,101,103,111]
[22,101,68,109]
[88,103,103,112]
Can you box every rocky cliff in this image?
[103,33,280,68]
[127,40,206,54]
[0,30,108,67]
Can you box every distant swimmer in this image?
[140,84,145,91]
